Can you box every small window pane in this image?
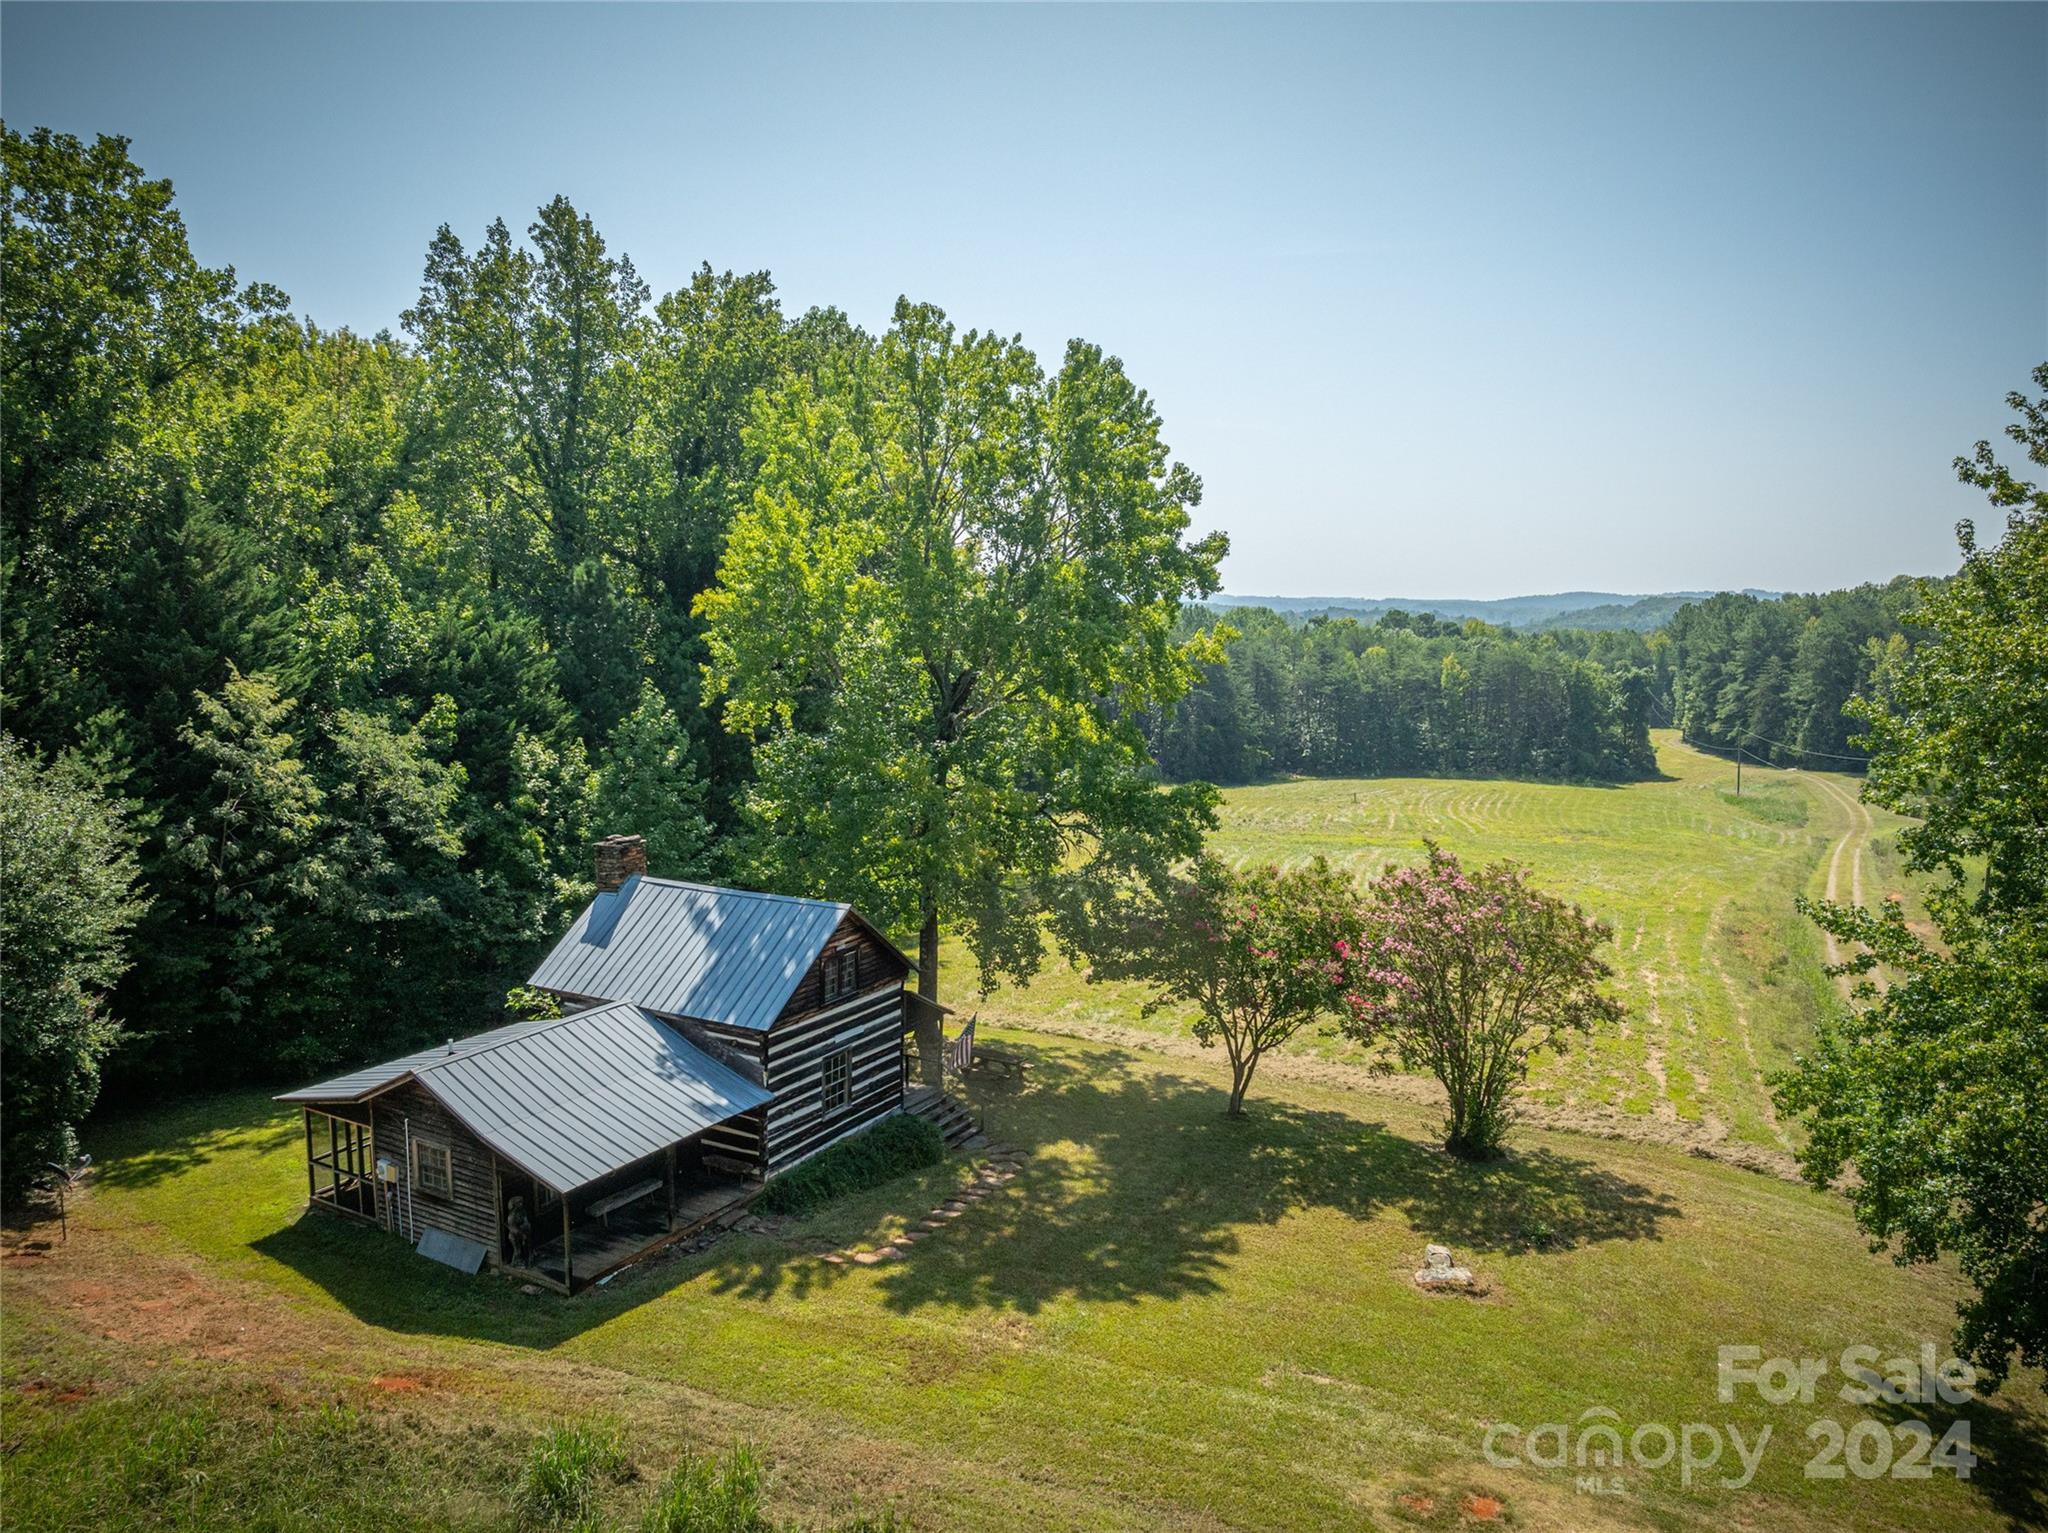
[413,1140,452,1198]
[822,1048,851,1111]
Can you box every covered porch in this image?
[516,1150,755,1291]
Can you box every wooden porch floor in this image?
[519,1173,754,1290]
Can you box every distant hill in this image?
[1207,589,1781,632]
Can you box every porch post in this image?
[562,1196,573,1294]
[491,1155,503,1269]
[665,1145,677,1230]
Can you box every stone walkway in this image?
[822,1146,1026,1266]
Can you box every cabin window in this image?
[411,1137,453,1199]
[820,947,858,1003]
[821,1047,852,1111]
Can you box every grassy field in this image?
[5,1033,2044,1532]
[7,733,2035,1533]
[958,732,1916,1163]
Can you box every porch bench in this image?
[585,1175,663,1229]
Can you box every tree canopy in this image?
[1,127,1231,1123]
[1775,365,2048,1385]
[0,129,810,1094]
[1342,843,1624,1159]
[698,300,1228,999]
[0,738,145,1198]
[1066,854,1367,1115]
[1148,605,1660,784]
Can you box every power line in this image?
[1644,694,1871,766]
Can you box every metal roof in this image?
[527,876,867,1030]
[276,1015,572,1104]
[276,1002,774,1194]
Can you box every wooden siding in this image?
[700,1105,766,1170]
[761,980,906,1174]
[369,1080,500,1257]
[770,919,910,1027]
[651,1017,767,1172]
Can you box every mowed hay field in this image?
[6,731,2041,1533]
[964,731,1912,1164]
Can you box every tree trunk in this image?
[918,904,940,1003]
[1227,1053,1257,1116]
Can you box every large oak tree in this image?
[699,300,1228,1000]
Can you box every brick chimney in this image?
[594,833,648,893]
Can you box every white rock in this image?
[1415,1242,1474,1287]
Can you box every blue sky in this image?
[5,2,2042,598]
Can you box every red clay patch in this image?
[15,1380,93,1405]
[372,1374,424,1393]
[1397,1491,1436,1515]
[1461,1493,1504,1520]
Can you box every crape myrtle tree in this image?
[1342,844,1624,1159]
[1775,366,2048,1385]
[1068,854,1367,1116]
[0,738,145,1200]
[699,299,1229,1001]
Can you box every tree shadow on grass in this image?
[1870,1382,2048,1530]
[86,1091,304,1192]
[126,1045,1677,1347]
[701,1040,1681,1314]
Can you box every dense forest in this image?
[1145,607,1659,783]
[1150,577,1931,786]
[2,128,860,1102]
[1,126,1230,1182]
[1660,580,1929,766]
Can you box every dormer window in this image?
[820,947,859,1003]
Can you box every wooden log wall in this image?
[761,981,907,1174]
[370,1080,501,1254]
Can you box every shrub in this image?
[514,1422,631,1530]
[754,1114,945,1216]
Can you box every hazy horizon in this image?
[5,2,2041,599]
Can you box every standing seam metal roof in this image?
[275,1002,774,1194]
[274,1016,569,1104]
[526,876,863,1030]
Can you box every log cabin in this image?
[278,834,963,1293]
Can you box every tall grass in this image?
[513,1422,631,1531]
[639,1443,767,1533]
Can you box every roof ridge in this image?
[412,1002,631,1075]
[633,875,848,912]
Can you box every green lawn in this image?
[7,734,2030,1532]
[957,732,1914,1159]
[5,1030,2041,1532]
